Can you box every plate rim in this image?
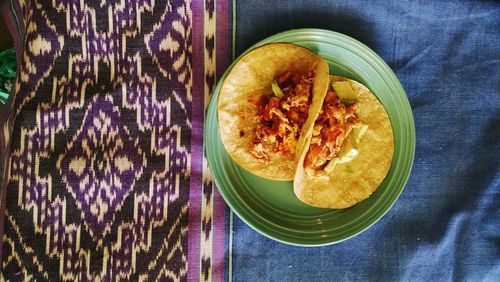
[204,28,416,246]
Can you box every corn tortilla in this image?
[217,43,329,180]
[294,76,394,208]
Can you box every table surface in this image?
[231,1,499,281]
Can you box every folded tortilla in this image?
[217,43,329,180]
[294,76,394,208]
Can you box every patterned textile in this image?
[0,0,229,280]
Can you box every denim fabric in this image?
[232,1,500,281]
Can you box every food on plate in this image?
[217,43,394,208]
[217,43,329,180]
[294,76,394,208]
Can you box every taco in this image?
[294,76,394,208]
[217,43,329,180]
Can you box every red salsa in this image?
[249,69,316,161]
[303,90,359,172]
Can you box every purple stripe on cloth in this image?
[212,188,227,282]
[215,0,230,81]
[187,0,204,281]
[213,0,230,281]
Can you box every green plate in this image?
[204,29,415,246]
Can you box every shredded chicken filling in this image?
[249,69,315,161]
[303,91,359,171]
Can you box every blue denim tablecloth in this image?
[231,1,500,280]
